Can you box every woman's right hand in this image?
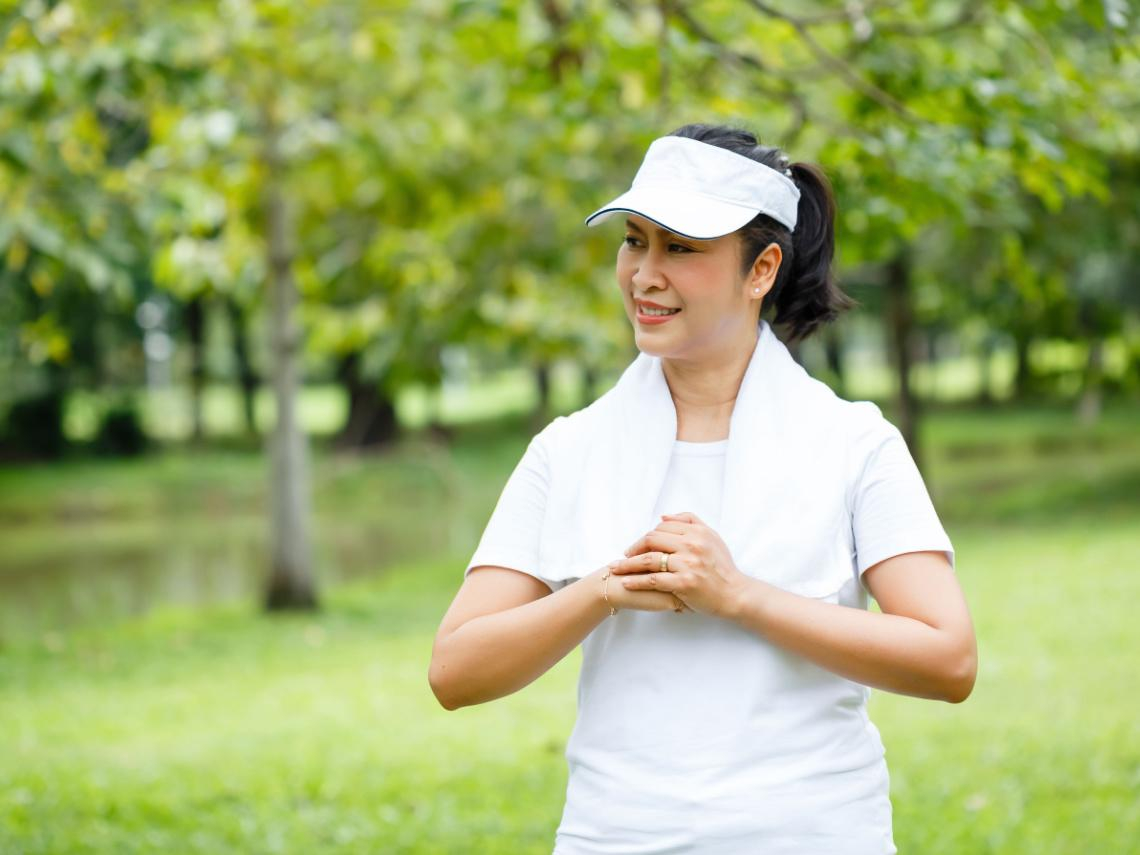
[592,565,690,614]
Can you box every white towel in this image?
[533,318,899,598]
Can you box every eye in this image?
[669,243,693,253]
[622,235,641,248]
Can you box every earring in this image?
[753,288,760,293]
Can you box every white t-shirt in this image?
[465,416,954,854]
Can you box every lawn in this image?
[1,397,1138,853]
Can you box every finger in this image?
[622,589,688,612]
[609,559,633,575]
[621,572,680,593]
[661,511,702,526]
[619,551,670,575]
[624,530,682,557]
[609,554,664,575]
[610,556,669,575]
[608,559,639,576]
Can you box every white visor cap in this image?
[584,135,801,239]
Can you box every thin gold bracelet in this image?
[602,569,617,616]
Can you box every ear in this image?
[747,242,782,302]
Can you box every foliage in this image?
[4,1,1135,396]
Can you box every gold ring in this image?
[660,552,669,573]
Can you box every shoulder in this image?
[842,399,897,447]
[830,397,908,496]
[786,370,892,450]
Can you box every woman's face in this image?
[615,214,779,357]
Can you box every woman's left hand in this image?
[610,511,750,618]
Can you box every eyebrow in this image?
[624,218,686,239]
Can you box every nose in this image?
[630,247,667,292]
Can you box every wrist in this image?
[600,566,618,617]
[581,567,617,619]
[721,574,763,625]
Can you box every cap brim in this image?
[583,186,758,240]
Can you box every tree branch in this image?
[871,1,983,37]
[745,0,921,121]
[665,1,811,141]
[735,0,908,27]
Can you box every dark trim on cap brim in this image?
[583,207,739,241]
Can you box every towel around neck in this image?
[534,318,879,600]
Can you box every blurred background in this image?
[1,1,1137,852]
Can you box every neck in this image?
[660,326,759,438]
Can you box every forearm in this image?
[726,577,976,702]
[430,570,610,709]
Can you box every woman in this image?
[429,123,977,855]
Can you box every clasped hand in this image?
[607,511,749,618]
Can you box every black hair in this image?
[668,123,856,343]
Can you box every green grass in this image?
[2,398,1139,853]
[0,557,579,854]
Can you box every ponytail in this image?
[771,162,856,343]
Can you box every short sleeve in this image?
[848,403,955,578]
[463,430,566,593]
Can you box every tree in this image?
[0,2,154,453]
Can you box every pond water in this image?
[0,442,493,645]
[0,517,446,644]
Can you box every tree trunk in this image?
[1076,336,1104,426]
[1013,330,1033,400]
[884,250,923,474]
[539,0,583,81]
[977,332,996,407]
[922,328,937,402]
[185,294,206,443]
[335,350,399,448]
[657,0,671,123]
[582,362,598,408]
[823,325,846,397]
[262,115,317,612]
[533,360,552,429]
[786,338,803,366]
[226,296,259,437]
